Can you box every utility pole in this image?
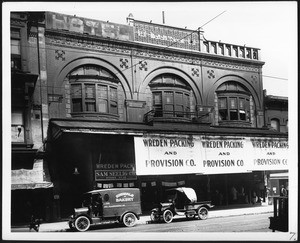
[29,12,45,150]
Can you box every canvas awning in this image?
[175,187,197,203]
[11,159,53,190]
[269,172,288,180]
[48,118,287,141]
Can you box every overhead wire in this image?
[10,9,288,95]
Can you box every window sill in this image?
[218,120,251,127]
[71,112,119,120]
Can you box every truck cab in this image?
[69,188,142,231]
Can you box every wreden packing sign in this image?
[134,135,202,175]
[134,135,288,175]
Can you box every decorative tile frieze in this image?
[202,60,259,72]
[46,34,260,71]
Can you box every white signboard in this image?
[134,135,202,175]
[199,136,251,174]
[134,135,288,176]
[248,137,288,170]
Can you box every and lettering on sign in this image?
[134,135,288,176]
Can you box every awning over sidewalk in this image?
[48,118,287,141]
[11,159,53,190]
[269,172,288,180]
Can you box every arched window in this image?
[270,118,280,131]
[149,74,192,118]
[68,65,119,117]
[216,82,251,123]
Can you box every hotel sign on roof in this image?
[45,12,200,51]
[45,12,134,41]
[133,20,200,51]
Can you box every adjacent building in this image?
[10,11,288,223]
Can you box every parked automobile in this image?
[69,188,142,231]
[150,187,214,223]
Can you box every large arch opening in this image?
[66,64,125,120]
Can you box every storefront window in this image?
[69,65,119,116]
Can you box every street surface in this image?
[82,212,273,232]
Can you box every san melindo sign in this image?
[134,135,288,176]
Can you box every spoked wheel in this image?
[75,216,90,232]
[197,207,208,220]
[162,209,173,223]
[122,212,137,227]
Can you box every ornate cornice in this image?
[45,31,261,72]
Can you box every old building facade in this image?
[10,11,288,222]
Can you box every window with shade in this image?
[11,110,25,142]
[69,65,119,116]
[217,82,251,123]
[11,28,22,70]
[270,118,280,131]
[150,74,191,118]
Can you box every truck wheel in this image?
[163,209,173,223]
[197,207,208,220]
[123,212,137,227]
[68,221,75,230]
[75,216,90,232]
[150,212,157,222]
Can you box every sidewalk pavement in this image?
[11,203,273,232]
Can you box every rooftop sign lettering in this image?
[45,12,134,41]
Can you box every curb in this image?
[13,206,274,232]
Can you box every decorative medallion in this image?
[251,75,258,84]
[207,69,215,79]
[120,58,129,69]
[55,50,65,61]
[139,60,148,71]
[191,68,199,77]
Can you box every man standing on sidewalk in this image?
[280,185,288,197]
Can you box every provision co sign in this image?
[134,135,288,175]
[134,136,202,175]
[200,136,249,174]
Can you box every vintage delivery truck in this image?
[150,187,214,223]
[69,188,142,231]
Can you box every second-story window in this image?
[150,74,191,118]
[69,65,119,116]
[270,118,280,131]
[11,109,25,143]
[217,82,251,123]
[11,28,21,70]
[218,95,250,121]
